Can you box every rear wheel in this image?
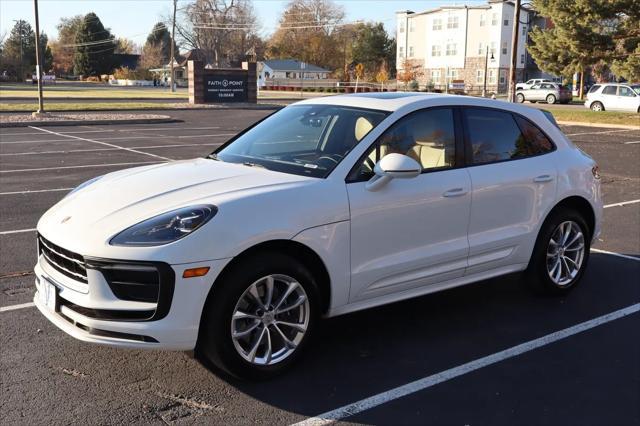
[591,101,604,112]
[197,252,319,380]
[516,93,525,103]
[546,94,557,104]
[526,209,590,294]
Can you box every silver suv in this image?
[516,82,572,105]
[585,83,640,113]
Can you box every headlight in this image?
[65,175,103,198]
[110,205,217,247]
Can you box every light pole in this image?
[508,0,522,102]
[170,0,177,92]
[32,0,45,115]
[482,46,495,97]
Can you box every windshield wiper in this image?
[206,153,220,161]
[242,161,266,169]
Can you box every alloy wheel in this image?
[546,221,585,286]
[231,274,310,366]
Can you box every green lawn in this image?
[0,84,187,99]
[549,109,640,126]
[0,102,178,112]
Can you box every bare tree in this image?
[173,0,260,67]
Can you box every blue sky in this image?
[1,0,485,47]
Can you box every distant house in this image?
[259,59,330,85]
[113,53,141,70]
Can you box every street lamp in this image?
[482,46,495,98]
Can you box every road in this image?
[1,109,639,425]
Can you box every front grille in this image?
[38,233,87,283]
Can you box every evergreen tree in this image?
[145,22,175,64]
[1,20,36,79]
[73,13,115,77]
[351,23,395,79]
[528,0,640,81]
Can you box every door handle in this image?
[443,188,468,197]
[533,175,554,183]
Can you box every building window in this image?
[522,25,527,36]
[521,54,525,64]
[489,69,497,84]
[446,43,457,56]
[446,68,458,80]
[480,13,486,26]
[399,46,404,57]
[504,18,509,26]
[502,42,508,55]
[476,69,484,84]
[490,42,497,56]
[431,69,441,83]
[447,15,459,29]
[399,21,405,33]
[409,46,414,57]
[499,69,507,84]
[491,13,498,25]
[409,21,415,32]
[433,18,442,31]
[431,45,441,57]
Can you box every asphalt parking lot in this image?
[1,109,639,425]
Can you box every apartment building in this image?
[396,0,536,93]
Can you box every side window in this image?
[513,116,555,156]
[531,84,541,90]
[464,108,531,164]
[602,86,617,95]
[349,108,456,181]
[619,86,636,97]
[588,84,601,94]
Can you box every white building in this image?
[396,0,545,93]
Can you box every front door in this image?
[346,107,471,302]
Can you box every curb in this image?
[1,97,187,102]
[557,120,640,130]
[0,104,285,114]
[0,117,180,128]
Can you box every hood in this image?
[38,158,315,251]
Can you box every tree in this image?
[145,22,175,64]
[175,0,260,67]
[73,12,115,77]
[268,0,344,71]
[396,58,423,90]
[115,38,138,54]
[140,42,164,70]
[351,22,395,79]
[375,61,389,90]
[528,0,640,86]
[0,20,52,78]
[50,15,83,75]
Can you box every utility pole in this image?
[508,0,522,102]
[170,0,177,92]
[32,0,45,115]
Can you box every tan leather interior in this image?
[354,117,374,141]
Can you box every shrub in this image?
[409,80,420,91]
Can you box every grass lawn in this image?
[549,109,639,126]
[0,84,187,99]
[0,102,178,112]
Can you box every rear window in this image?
[588,85,601,94]
[632,85,640,95]
[602,86,617,95]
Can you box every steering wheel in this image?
[316,154,343,168]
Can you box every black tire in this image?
[196,251,320,380]
[591,101,604,112]
[516,93,525,103]
[526,208,591,295]
[546,94,556,104]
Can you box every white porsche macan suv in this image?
[34,93,602,379]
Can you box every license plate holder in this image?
[39,277,58,312]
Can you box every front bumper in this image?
[34,254,231,350]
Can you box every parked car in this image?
[584,83,640,113]
[516,82,572,104]
[34,93,602,379]
[516,78,552,91]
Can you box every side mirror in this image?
[365,153,421,191]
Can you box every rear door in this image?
[600,85,618,110]
[462,107,558,274]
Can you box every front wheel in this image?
[526,209,590,294]
[197,252,319,380]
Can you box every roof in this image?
[295,92,550,116]
[261,59,329,73]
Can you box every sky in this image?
[0,0,486,47]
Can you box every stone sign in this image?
[188,60,257,104]
[204,74,248,102]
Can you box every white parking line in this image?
[0,142,223,157]
[0,188,73,196]
[565,129,637,136]
[624,141,640,145]
[0,302,35,313]
[603,199,640,208]
[0,228,36,235]
[28,126,172,161]
[0,133,234,145]
[0,161,162,174]
[294,303,640,426]
[591,248,640,261]
[0,126,224,137]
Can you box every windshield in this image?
[213,105,389,178]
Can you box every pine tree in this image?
[73,13,115,77]
[1,20,36,80]
[144,22,175,65]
